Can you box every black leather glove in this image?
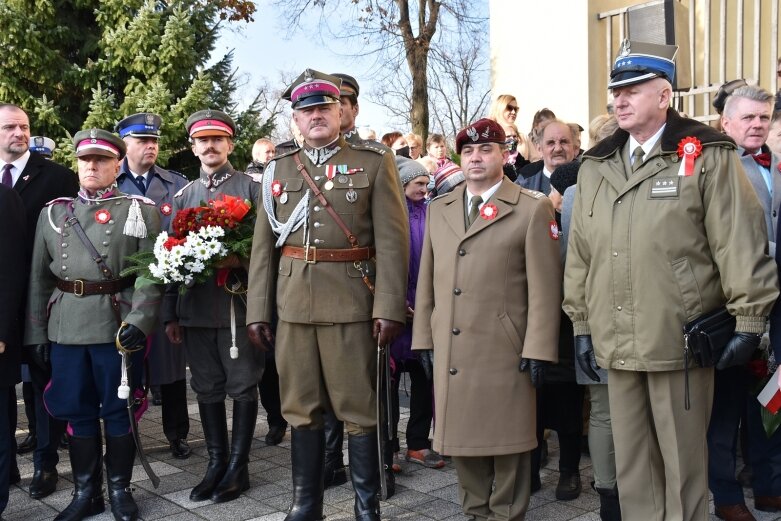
[29,343,51,372]
[519,358,548,388]
[716,332,762,370]
[117,324,146,350]
[418,350,434,381]
[575,335,601,383]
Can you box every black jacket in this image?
[0,185,27,385]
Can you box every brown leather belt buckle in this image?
[73,279,85,297]
[305,245,317,264]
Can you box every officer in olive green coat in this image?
[246,69,409,521]
[563,41,780,520]
[25,129,161,521]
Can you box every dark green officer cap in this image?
[185,109,236,138]
[73,128,126,159]
[282,69,342,109]
[331,73,360,98]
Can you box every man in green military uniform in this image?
[162,109,264,504]
[563,41,780,520]
[25,129,162,521]
[246,69,409,521]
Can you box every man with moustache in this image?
[162,109,264,504]
[0,103,78,500]
[517,119,577,195]
[563,41,779,520]
[115,113,191,460]
[246,69,408,521]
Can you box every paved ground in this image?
[5,376,778,520]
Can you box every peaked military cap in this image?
[608,40,677,89]
[116,112,162,139]
[331,73,360,98]
[283,69,342,109]
[186,109,235,139]
[73,128,126,159]
[455,118,506,154]
[30,136,56,158]
[712,79,748,114]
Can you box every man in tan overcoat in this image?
[412,118,562,521]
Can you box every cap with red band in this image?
[283,69,342,109]
[72,128,126,159]
[185,109,236,139]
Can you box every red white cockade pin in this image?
[677,136,702,177]
[480,203,498,220]
[95,209,111,224]
[549,220,560,240]
[160,202,172,216]
[271,180,283,197]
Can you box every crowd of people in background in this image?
[4,48,781,521]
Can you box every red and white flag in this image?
[758,366,781,414]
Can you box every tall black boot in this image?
[286,429,325,521]
[323,411,346,488]
[105,434,138,521]
[54,436,104,521]
[382,441,395,499]
[190,401,229,501]
[348,433,381,521]
[596,485,622,521]
[212,400,257,503]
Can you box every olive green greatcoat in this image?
[25,192,162,345]
[562,110,779,372]
[246,135,409,326]
[411,179,562,457]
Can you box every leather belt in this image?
[281,245,375,263]
[56,276,135,297]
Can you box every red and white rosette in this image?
[480,203,498,220]
[160,202,172,216]
[677,136,702,177]
[271,180,283,197]
[549,220,560,240]
[95,209,111,224]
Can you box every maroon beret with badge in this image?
[455,118,507,154]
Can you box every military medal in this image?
[346,168,364,174]
[160,202,172,216]
[95,209,111,224]
[677,136,702,177]
[271,180,283,197]
[324,165,338,190]
[337,175,348,184]
[480,203,498,220]
[324,180,334,190]
[346,188,358,203]
[280,192,289,204]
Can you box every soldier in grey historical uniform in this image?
[246,69,409,521]
[162,109,264,504]
[115,112,192,460]
[25,129,162,521]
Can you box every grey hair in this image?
[723,85,774,117]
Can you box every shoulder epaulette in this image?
[273,148,300,160]
[174,180,195,198]
[45,196,74,206]
[126,194,156,205]
[348,141,388,155]
[520,188,545,200]
[167,169,188,179]
[243,171,263,183]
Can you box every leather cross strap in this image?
[281,245,375,263]
[294,153,359,248]
[56,277,135,296]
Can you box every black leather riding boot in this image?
[323,411,346,488]
[285,428,325,521]
[190,401,229,501]
[54,436,104,521]
[348,433,381,521]
[105,434,138,521]
[212,400,258,503]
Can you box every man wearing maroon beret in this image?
[412,118,562,520]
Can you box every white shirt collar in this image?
[0,150,31,186]
[542,166,553,178]
[465,178,504,209]
[628,124,666,163]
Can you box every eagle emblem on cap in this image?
[205,109,212,118]
[89,128,97,139]
[466,127,479,142]
[34,136,44,146]
[618,39,631,58]
[304,69,314,82]
[145,113,154,125]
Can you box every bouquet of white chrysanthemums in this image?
[148,225,228,285]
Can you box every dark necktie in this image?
[631,146,645,172]
[1,164,12,187]
[467,195,483,227]
[132,175,147,195]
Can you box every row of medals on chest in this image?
[277,169,359,205]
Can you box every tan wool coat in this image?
[412,178,562,457]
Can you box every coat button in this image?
[449,368,458,375]
[616,306,622,311]
[105,230,112,235]
[61,266,67,271]
[102,241,109,246]
[619,360,625,365]
[108,219,115,224]
[613,252,618,257]
[458,249,466,256]
[452,328,460,335]
[314,222,323,228]
[314,239,323,245]
[61,253,68,259]
[774,210,778,218]
[617,200,622,204]
[61,243,68,248]
[453,288,462,295]
[314,205,321,212]
[64,276,69,281]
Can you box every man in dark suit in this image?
[0,184,26,517]
[115,112,192,460]
[516,120,577,196]
[0,103,78,499]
